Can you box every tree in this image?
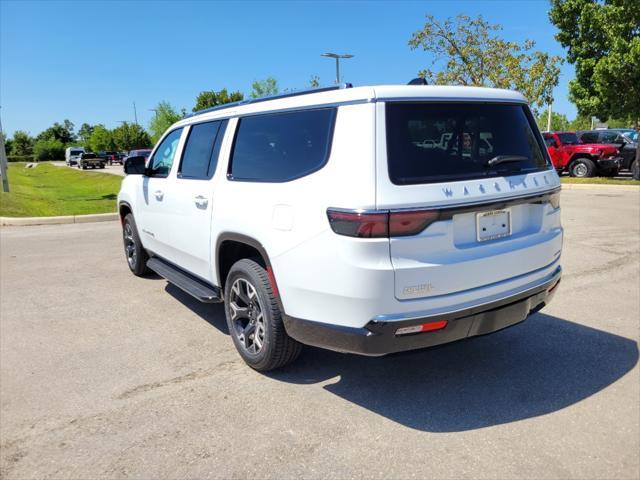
[309,75,321,88]
[77,123,95,147]
[112,122,152,151]
[250,77,279,99]
[2,133,12,156]
[408,14,563,114]
[549,0,640,126]
[36,120,76,144]
[148,101,183,142]
[568,114,592,131]
[193,89,244,112]
[33,138,65,161]
[87,125,115,152]
[10,130,34,156]
[536,111,570,131]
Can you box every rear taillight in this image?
[389,210,439,237]
[327,208,440,238]
[327,210,388,238]
[549,191,560,209]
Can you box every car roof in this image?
[174,84,528,129]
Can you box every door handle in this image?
[194,195,208,209]
[154,190,164,200]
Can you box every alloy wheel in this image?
[123,223,137,268]
[228,278,266,354]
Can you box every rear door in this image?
[161,119,229,282]
[376,101,562,301]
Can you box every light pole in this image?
[321,52,354,84]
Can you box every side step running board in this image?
[147,257,222,303]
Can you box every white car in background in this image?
[65,147,85,166]
[117,83,563,371]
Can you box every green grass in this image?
[0,163,122,217]
[560,176,640,185]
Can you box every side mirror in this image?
[124,156,147,175]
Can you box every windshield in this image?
[558,133,579,145]
[386,103,549,185]
[70,150,83,156]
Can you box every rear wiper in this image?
[485,155,529,167]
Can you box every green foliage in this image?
[0,163,122,217]
[2,132,12,156]
[33,138,65,161]
[7,155,34,162]
[309,75,320,88]
[87,124,115,152]
[568,114,592,131]
[193,89,244,112]
[36,119,76,144]
[112,122,152,151]
[250,77,279,99]
[10,130,34,156]
[549,0,640,124]
[408,14,563,114]
[536,111,570,131]
[77,123,95,147]
[149,101,183,142]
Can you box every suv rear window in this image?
[386,103,549,185]
[229,108,336,182]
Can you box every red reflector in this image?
[327,210,389,238]
[389,210,440,237]
[395,320,448,335]
[421,320,448,332]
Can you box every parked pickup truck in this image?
[542,131,622,177]
[78,152,106,170]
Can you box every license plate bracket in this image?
[476,209,511,242]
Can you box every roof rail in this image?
[187,83,353,118]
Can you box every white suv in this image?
[118,84,563,371]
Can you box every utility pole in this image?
[133,102,138,125]
[321,52,354,84]
[546,104,552,132]
[0,111,9,193]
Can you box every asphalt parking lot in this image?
[51,161,125,176]
[1,188,638,479]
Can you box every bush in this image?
[7,155,35,162]
[33,138,65,161]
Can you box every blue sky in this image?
[0,0,576,137]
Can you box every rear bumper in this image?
[283,266,561,356]
[597,156,622,170]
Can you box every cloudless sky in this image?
[0,0,576,137]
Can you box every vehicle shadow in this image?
[161,285,638,433]
[165,283,229,335]
[269,313,638,432]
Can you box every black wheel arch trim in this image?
[215,232,283,308]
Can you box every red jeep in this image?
[542,131,621,177]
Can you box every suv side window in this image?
[178,120,228,179]
[543,134,557,147]
[600,131,620,144]
[229,108,336,182]
[148,128,183,178]
[580,131,599,143]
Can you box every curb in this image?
[561,183,640,192]
[1,213,119,227]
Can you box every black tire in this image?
[122,214,150,276]
[81,163,87,170]
[100,164,105,169]
[569,158,596,178]
[632,160,640,181]
[224,259,301,371]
